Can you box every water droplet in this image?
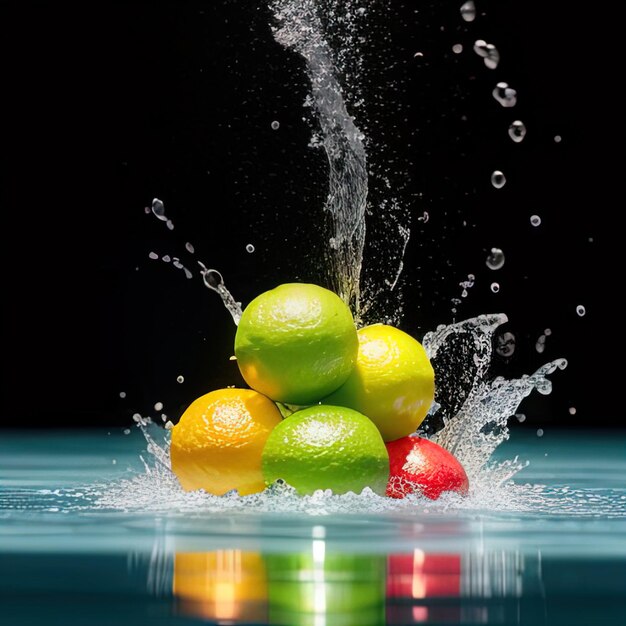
[508,120,527,143]
[459,274,475,299]
[414,51,424,58]
[151,198,167,221]
[473,39,488,57]
[530,215,541,227]
[154,401,163,411]
[123,428,131,435]
[483,44,500,69]
[473,40,500,69]
[144,206,151,214]
[246,243,255,253]
[568,407,577,415]
[491,170,506,189]
[271,120,280,130]
[554,135,562,143]
[536,428,544,437]
[486,247,505,270]
[460,0,476,22]
[112,459,117,465]
[119,391,126,399]
[516,413,526,423]
[166,220,174,231]
[417,211,429,223]
[162,255,171,263]
[176,375,185,384]
[148,252,159,260]
[576,305,586,317]
[164,421,174,430]
[184,268,193,280]
[544,328,552,336]
[161,414,168,423]
[535,334,546,353]
[492,82,517,107]
[185,242,195,254]
[495,331,515,357]
[202,268,224,291]
[452,43,463,54]
[490,282,500,293]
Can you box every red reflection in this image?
[387,550,461,624]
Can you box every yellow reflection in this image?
[173,550,267,622]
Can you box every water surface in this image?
[2,428,624,625]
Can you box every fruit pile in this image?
[170,283,469,499]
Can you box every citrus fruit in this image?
[170,388,282,495]
[261,404,389,495]
[323,323,435,442]
[234,283,358,405]
[386,436,469,500]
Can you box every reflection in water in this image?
[387,551,462,623]
[148,540,545,625]
[173,551,267,622]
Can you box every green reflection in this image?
[265,547,386,626]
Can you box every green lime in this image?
[234,283,358,405]
[261,405,389,495]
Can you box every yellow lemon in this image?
[170,388,282,495]
[234,283,358,405]
[324,324,435,442]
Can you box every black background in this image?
[1,1,622,430]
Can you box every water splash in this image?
[83,2,616,521]
[197,264,243,325]
[270,0,367,313]
[423,315,568,484]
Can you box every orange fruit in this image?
[170,388,282,495]
[324,324,435,442]
[234,283,358,406]
[261,404,389,495]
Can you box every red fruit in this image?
[386,436,469,499]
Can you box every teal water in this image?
[1,428,625,625]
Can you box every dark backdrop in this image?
[1,1,621,430]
